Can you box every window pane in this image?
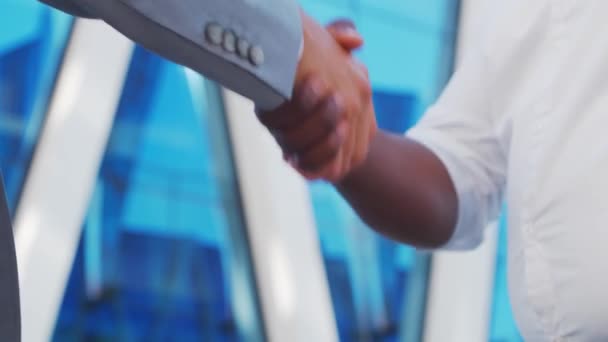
[52,47,264,342]
[300,1,460,341]
[0,2,72,211]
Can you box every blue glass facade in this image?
[0,1,72,212]
[52,47,264,341]
[301,2,460,341]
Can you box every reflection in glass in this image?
[52,47,264,342]
[301,1,460,341]
[0,2,72,212]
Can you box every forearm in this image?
[336,131,458,249]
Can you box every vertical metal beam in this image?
[423,225,498,342]
[422,1,499,341]
[13,19,133,342]
[222,90,339,342]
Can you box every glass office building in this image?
[0,1,72,213]
[1,1,522,341]
[51,47,265,341]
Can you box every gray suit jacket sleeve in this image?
[40,0,302,109]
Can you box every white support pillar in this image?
[222,90,339,342]
[13,19,133,342]
[423,1,499,341]
[423,224,499,342]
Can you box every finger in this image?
[341,102,359,174]
[291,149,345,182]
[293,147,345,182]
[296,121,348,172]
[295,76,332,115]
[258,77,328,129]
[326,18,357,30]
[328,154,346,182]
[328,29,363,51]
[351,102,374,169]
[316,149,347,182]
[278,95,344,153]
[326,19,364,51]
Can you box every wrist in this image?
[298,25,304,61]
[335,128,382,187]
[294,10,318,86]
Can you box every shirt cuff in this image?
[406,127,485,251]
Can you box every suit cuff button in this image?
[237,38,250,59]
[205,23,223,45]
[222,30,237,53]
[249,45,265,66]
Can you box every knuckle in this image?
[298,77,328,108]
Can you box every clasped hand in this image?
[257,13,377,183]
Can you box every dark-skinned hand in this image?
[257,13,377,183]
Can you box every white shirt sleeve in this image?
[406,49,507,251]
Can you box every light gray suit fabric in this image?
[40,0,303,109]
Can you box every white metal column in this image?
[423,224,499,342]
[423,1,499,342]
[222,90,339,342]
[14,19,133,342]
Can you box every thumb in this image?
[326,19,364,51]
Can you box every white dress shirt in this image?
[407,1,608,340]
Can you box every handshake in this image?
[257,13,378,183]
